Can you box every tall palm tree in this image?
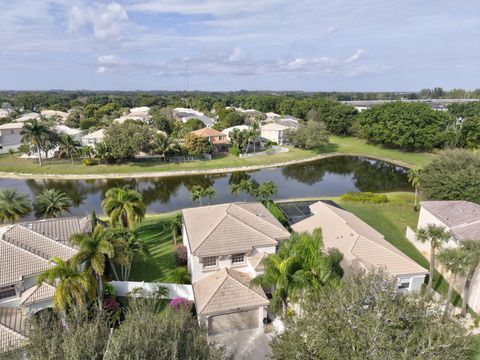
[57,133,79,165]
[0,188,32,224]
[189,185,216,206]
[437,247,465,318]
[459,240,480,317]
[170,214,183,245]
[37,257,95,311]
[115,228,149,281]
[239,179,258,201]
[416,224,451,292]
[256,181,278,208]
[34,189,71,219]
[70,225,114,302]
[228,183,242,202]
[102,186,146,230]
[407,168,421,209]
[152,133,177,161]
[20,119,50,166]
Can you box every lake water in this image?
[0,156,411,220]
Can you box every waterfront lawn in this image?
[0,136,433,175]
[129,213,180,283]
[335,192,462,306]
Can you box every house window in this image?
[0,285,16,299]
[231,253,245,264]
[397,279,410,290]
[203,256,217,268]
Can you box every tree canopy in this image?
[104,121,155,160]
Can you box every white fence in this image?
[110,281,194,300]
[239,146,289,158]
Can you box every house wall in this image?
[261,129,283,144]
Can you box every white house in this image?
[182,202,290,335]
[407,201,480,311]
[54,125,84,143]
[260,123,290,145]
[0,216,92,353]
[265,112,281,121]
[129,106,150,114]
[81,129,105,148]
[0,122,23,154]
[114,112,152,124]
[292,201,428,291]
[221,125,251,141]
[14,113,40,122]
[41,110,68,121]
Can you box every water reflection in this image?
[0,156,410,220]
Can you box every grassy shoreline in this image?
[0,136,434,179]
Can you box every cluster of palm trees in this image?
[229,122,261,155]
[229,179,278,205]
[38,186,148,311]
[416,223,480,317]
[0,188,72,223]
[252,229,343,317]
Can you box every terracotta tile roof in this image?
[191,127,224,137]
[292,201,427,277]
[193,268,269,316]
[248,252,268,271]
[20,283,56,306]
[421,201,480,241]
[0,239,52,286]
[182,203,289,257]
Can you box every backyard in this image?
[0,136,434,177]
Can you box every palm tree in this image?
[437,247,465,318]
[0,188,31,224]
[20,119,50,166]
[57,134,79,165]
[70,225,114,302]
[256,181,278,208]
[407,168,421,209]
[170,214,183,245]
[119,229,149,281]
[416,224,451,292]
[459,240,480,317]
[102,186,146,230]
[34,189,71,219]
[37,257,95,311]
[152,133,177,161]
[228,183,242,202]
[94,142,111,165]
[239,179,258,201]
[189,185,216,206]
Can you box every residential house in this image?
[14,113,40,123]
[191,127,230,154]
[54,125,84,143]
[260,123,289,145]
[41,110,68,122]
[221,125,251,141]
[407,201,480,311]
[129,106,150,114]
[173,108,215,127]
[0,123,23,154]
[182,203,290,335]
[81,129,105,148]
[0,109,11,118]
[0,216,91,353]
[265,112,281,121]
[292,201,428,291]
[277,116,300,130]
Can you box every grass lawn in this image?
[129,213,182,283]
[0,136,433,176]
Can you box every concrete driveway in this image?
[210,328,271,360]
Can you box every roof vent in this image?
[257,213,266,218]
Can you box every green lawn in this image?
[129,213,181,283]
[0,136,433,176]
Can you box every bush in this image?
[229,144,240,157]
[169,297,191,310]
[173,245,188,266]
[82,158,93,166]
[340,192,389,204]
[104,283,117,298]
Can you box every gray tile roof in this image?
[0,308,27,354]
[25,216,92,246]
[20,283,56,306]
[421,201,480,241]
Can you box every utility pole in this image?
[185,60,189,92]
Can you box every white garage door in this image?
[209,309,259,335]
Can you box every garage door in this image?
[209,309,259,335]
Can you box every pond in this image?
[0,156,411,220]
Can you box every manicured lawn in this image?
[129,213,181,283]
[0,136,433,176]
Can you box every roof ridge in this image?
[0,238,50,264]
[19,283,55,306]
[192,210,229,253]
[198,270,229,314]
[229,203,285,235]
[451,219,480,229]
[225,268,266,300]
[16,224,77,252]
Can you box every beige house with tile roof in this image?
[182,202,289,335]
[0,216,91,353]
[292,201,427,291]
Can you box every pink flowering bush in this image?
[169,297,191,310]
[173,245,188,266]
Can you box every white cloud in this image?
[346,49,366,63]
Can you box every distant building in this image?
[41,110,68,121]
[54,125,84,143]
[81,129,105,148]
[113,112,152,124]
[265,112,281,121]
[129,106,150,114]
[221,125,251,141]
[190,127,229,153]
[0,122,23,154]
[260,123,290,145]
[173,108,215,127]
[14,113,40,123]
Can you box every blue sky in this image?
[0,0,479,91]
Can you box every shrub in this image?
[169,297,191,310]
[104,283,117,298]
[82,158,93,166]
[340,192,389,204]
[172,267,191,284]
[103,297,119,312]
[229,144,240,157]
[173,245,188,266]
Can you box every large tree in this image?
[20,119,51,166]
[357,102,453,150]
[286,120,329,149]
[33,189,71,219]
[420,149,480,204]
[271,271,474,360]
[102,186,146,230]
[151,132,177,161]
[183,133,210,156]
[104,121,155,160]
[0,188,31,224]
